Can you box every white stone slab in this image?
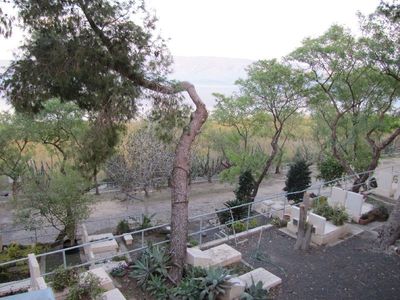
[308,213,326,235]
[291,205,300,221]
[89,234,119,254]
[345,192,364,222]
[101,288,127,300]
[186,248,213,267]
[218,277,245,300]
[123,234,133,245]
[238,268,281,290]
[328,187,347,207]
[204,244,242,267]
[85,267,115,291]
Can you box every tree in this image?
[106,125,174,212]
[290,25,400,192]
[20,165,92,245]
[237,59,306,198]
[0,113,32,197]
[3,0,207,282]
[284,159,311,203]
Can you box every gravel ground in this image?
[233,227,400,300]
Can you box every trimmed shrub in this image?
[318,156,345,184]
[284,159,311,203]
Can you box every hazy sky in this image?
[1,0,380,60]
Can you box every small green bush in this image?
[318,157,345,184]
[240,278,268,300]
[330,207,349,226]
[110,265,128,278]
[197,267,230,300]
[146,274,170,300]
[116,219,130,235]
[66,272,105,300]
[313,202,349,226]
[232,221,247,233]
[172,277,201,299]
[284,159,312,203]
[51,266,79,292]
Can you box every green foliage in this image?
[318,156,345,184]
[66,272,105,300]
[240,278,268,300]
[217,199,249,225]
[20,166,92,243]
[235,170,255,202]
[110,265,128,278]
[129,245,170,288]
[284,159,311,203]
[172,277,201,300]
[140,213,156,230]
[232,221,247,233]
[313,202,349,225]
[0,243,47,261]
[197,267,230,300]
[116,219,130,235]
[146,274,170,300]
[270,217,287,228]
[51,266,79,292]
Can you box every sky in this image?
[0,0,381,61]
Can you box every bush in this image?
[172,277,201,299]
[234,170,255,202]
[313,202,334,220]
[318,157,345,184]
[313,202,349,226]
[240,278,268,300]
[330,207,349,226]
[232,221,247,233]
[217,199,249,225]
[116,219,130,235]
[129,244,170,288]
[284,159,311,203]
[197,267,231,300]
[110,265,128,278]
[51,266,79,291]
[66,272,104,300]
[146,274,170,300]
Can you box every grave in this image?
[328,187,347,207]
[203,244,242,267]
[238,267,281,290]
[101,288,127,300]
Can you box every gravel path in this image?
[233,227,400,300]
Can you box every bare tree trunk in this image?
[94,166,100,196]
[11,180,18,200]
[377,197,400,249]
[294,204,312,250]
[169,83,208,283]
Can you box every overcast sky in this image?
[1,0,381,61]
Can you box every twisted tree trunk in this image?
[377,197,400,250]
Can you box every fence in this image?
[0,164,399,288]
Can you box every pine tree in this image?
[284,159,312,203]
[234,170,255,202]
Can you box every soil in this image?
[232,227,400,300]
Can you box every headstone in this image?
[328,187,347,207]
[308,213,326,235]
[375,170,394,197]
[291,205,300,221]
[28,254,41,291]
[345,192,364,222]
[85,267,115,291]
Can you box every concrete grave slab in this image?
[85,267,115,291]
[123,234,133,245]
[238,267,282,290]
[204,244,242,267]
[186,247,213,267]
[101,288,127,300]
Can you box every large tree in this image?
[290,25,400,192]
[237,59,306,198]
[2,0,207,282]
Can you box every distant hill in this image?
[0,56,252,111]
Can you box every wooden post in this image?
[294,194,312,250]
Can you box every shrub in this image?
[240,278,268,300]
[66,272,104,300]
[330,207,349,226]
[232,221,247,233]
[197,267,231,300]
[311,196,328,209]
[116,219,130,235]
[217,199,249,225]
[270,217,287,228]
[234,170,255,202]
[284,159,311,203]
[172,277,201,300]
[318,156,345,184]
[146,274,170,300]
[110,265,128,278]
[129,244,170,287]
[51,266,79,292]
[313,202,334,220]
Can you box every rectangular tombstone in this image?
[308,213,326,235]
[328,187,347,207]
[345,192,364,222]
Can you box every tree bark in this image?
[377,197,400,249]
[94,166,100,195]
[294,203,312,250]
[169,82,208,283]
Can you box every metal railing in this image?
[0,164,399,288]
